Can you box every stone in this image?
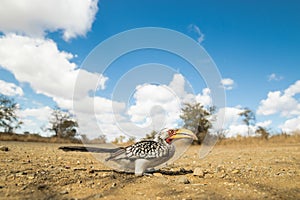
[0,146,9,151]
[193,167,205,178]
[60,190,69,195]
[153,172,163,177]
[177,176,190,184]
[232,169,240,174]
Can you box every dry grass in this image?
[0,132,81,144]
[1,131,300,146]
[217,132,300,146]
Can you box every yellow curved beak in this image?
[170,128,198,140]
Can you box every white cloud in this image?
[211,107,272,137]
[0,34,108,108]
[127,83,181,128]
[279,116,300,133]
[256,120,272,128]
[18,106,52,122]
[0,0,98,41]
[0,79,23,96]
[268,73,283,81]
[285,80,300,96]
[17,106,53,135]
[220,78,235,90]
[127,74,212,133]
[257,80,300,117]
[227,124,255,137]
[188,24,205,43]
[195,88,212,106]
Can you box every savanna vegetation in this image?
[0,94,299,145]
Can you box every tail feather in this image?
[59,146,122,153]
[105,148,126,161]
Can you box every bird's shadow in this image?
[89,168,193,176]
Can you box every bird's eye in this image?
[168,129,174,136]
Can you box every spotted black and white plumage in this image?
[106,140,171,161]
[59,128,196,176]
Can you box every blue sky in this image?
[0,0,299,139]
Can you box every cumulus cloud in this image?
[17,106,53,135]
[279,116,300,133]
[211,107,273,137]
[268,73,283,81]
[257,80,300,117]
[127,74,213,132]
[256,120,272,128]
[220,78,235,90]
[0,0,98,41]
[18,106,52,122]
[0,79,23,96]
[0,34,108,107]
[211,107,244,136]
[188,24,205,43]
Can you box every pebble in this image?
[205,174,214,179]
[0,146,9,151]
[219,173,227,178]
[153,173,163,177]
[27,175,35,180]
[60,190,69,195]
[232,169,240,174]
[193,168,205,178]
[177,176,190,184]
[37,184,47,190]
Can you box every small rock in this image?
[21,186,27,190]
[60,190,69,195]
[232,169,240,174]
[216,165,225,172]
[219,173,227,178]
[205,174,214,179]
[193,168,205,178]
[111,182,117,187]
[27,175,35,180]
[177,176,190,184]
[153,173,163,177]
[37,184,47,190]
[0,146,9,151]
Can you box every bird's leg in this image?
[134,159,148,176]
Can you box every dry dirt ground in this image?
[0,141,299,200]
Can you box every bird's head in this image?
[158,128,197,144]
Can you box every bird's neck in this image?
[156,137,171,146]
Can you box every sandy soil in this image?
[0,141,299,200]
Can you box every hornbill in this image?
[59,128,196,176]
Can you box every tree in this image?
[112,135,126,144]
[255,126,269,140]
[239,108,256,136]
[0,95,22,133]
[180,103,214,144]
[48,107,78,138]
[144,130,158,140]
[127,136,136,143]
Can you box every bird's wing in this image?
[106,140,170,161]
